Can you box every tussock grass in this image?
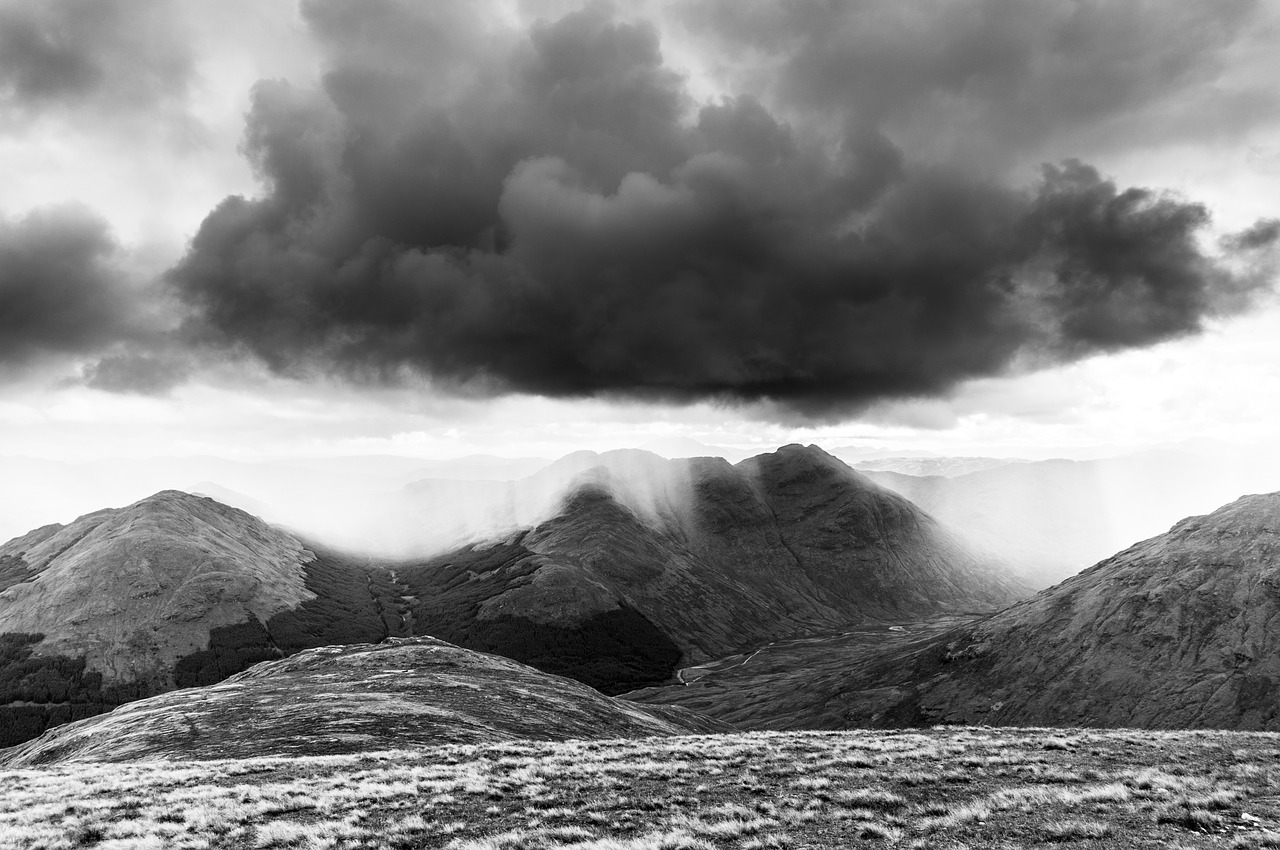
[4,727,1280,849]
[833,788,907,810]
[1042,818,1112,841]
[919,800,992,832]
[1156,804,1228,831]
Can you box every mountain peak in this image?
[738,442,879,493]
[0,490,315,695]
[1165,491,1280,539]
[751,443,853,469]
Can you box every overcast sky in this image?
[1,0,1278,462]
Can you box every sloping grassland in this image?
[6,727,1280,849]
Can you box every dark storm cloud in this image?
[0,206,147,370]
[678,0,1271,164]
[0,0,194,122]
[166,0,1279,415]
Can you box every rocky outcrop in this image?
[0,637,729,765]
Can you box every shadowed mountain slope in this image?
[0,637,728,766]
[633,492,1280,732]
[395,445,1026,692]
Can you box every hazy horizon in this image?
[6,438,1280,593]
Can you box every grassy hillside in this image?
[5,727,1280,848]
[1,638,725,766]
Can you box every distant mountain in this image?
[865,449,1280,585]
[636,436,751,462]
[0,637,728,766]
[188,481,273,518]
[829,445,938,462]
[392,444,1026,694]
[853,457,1022,477]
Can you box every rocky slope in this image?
[871,491,1280,729]
[638,492,1280,731]
[0,637,728,765]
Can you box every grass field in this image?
[4,727,1280,849]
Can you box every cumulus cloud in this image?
[164,0,1279,417]
[0,205,187,389]
[0,207,138,367]
[0,0,195,126]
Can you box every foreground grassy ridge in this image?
[5,728,1280,849]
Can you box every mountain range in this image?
[6,436,1280,764]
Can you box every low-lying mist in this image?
[3,444,1279,586]
[311,449,703,558]
[0,450,704,561]
[865,447,1280,585]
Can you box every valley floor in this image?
[4,727,1280,849]
[627,615,982,728]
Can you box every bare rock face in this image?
[843,492,1280,730]
[0,637,729,766]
